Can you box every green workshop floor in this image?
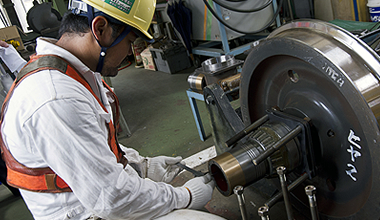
[114,63,214,158]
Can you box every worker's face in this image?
[101,30,136,77]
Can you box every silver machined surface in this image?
[201,55,244,75]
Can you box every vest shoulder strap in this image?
[17,55,68,83]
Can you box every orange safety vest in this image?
[0,54,127,193]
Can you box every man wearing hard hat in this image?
[0,0,215,219]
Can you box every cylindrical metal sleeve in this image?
[209,121,301,196]
[187,72,205,92]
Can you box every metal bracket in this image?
[265,109,316,178]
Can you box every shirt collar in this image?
[35,37,103,101]
[35,37,93,76]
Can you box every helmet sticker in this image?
[104,0,135,14]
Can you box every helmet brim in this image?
[133,28,155,43]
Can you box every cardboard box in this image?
[141,48,156,71]
[0,26,24,51]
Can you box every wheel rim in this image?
[240,20,380,219]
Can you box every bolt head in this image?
[258,205,269,216]
[233,185,244,195]
[305,185,317,196]
[205,96,215,105]
[276,166,286,175]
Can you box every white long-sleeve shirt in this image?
[1,37,189,220]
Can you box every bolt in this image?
[277,166,293,220]
[305,185,317,196]
[258,205,269,217]
[234,185,247,220]
[327,129,335,137]
[305,185,319,220]
[234,185,244,195]
[276,166,286,175]
[206,96,215,105]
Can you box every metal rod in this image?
[265,173,308,208]
[258,205,270,220]
[234,185,248,220]
[272,0,281,27]
[287,0,294,20]
[277,166,294,220]
[305,185,319,220]
[175,162,206,177]
[253,125,302,165]
[225,114,269,148]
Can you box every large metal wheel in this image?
[240,20,380,219]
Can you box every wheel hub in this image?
[239,20,380,218]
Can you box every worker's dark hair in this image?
[58,12,89,38]
[58,11,125,39]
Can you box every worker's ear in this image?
[91,16,114,47]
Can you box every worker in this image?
[0,0,215,219]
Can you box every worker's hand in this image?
[146,156,184,183]
[0,40,9,48]
[183,174,215,210]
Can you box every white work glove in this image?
[146,156,184,183]
[183,174,215,210]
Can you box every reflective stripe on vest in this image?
[0,54,127,193]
